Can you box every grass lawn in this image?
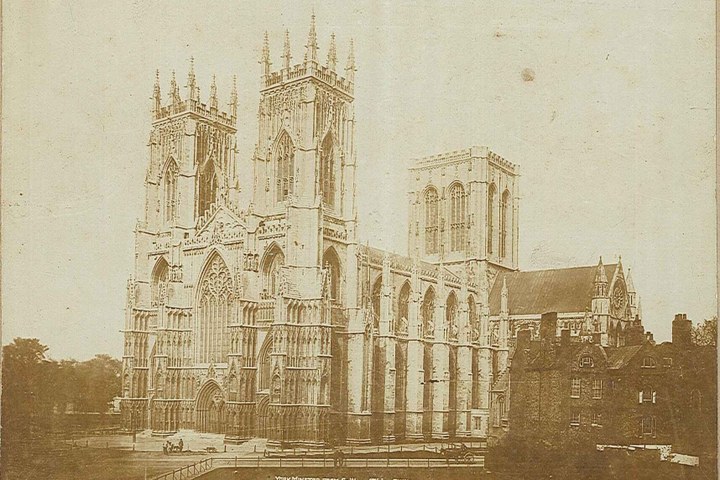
[2,444,211,480]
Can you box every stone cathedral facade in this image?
[120,16,640,446]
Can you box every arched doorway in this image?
[196,381,225,434]
[257,395,270,438]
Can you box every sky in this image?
[2,0,716,360]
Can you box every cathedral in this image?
[120,16,642,446]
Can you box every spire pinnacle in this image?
[169,70,181,106]
[229,74,238,118]
[594,256,608,284]
[304,11,319,63]
[626,267,636,293]
[327,32,337,70]
[345,38,356,81]
[152,69,161,113]
[209,74,218,110]
[186,57,198,101]
[282,29,292,70]
[260,31,272,77]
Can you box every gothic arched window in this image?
[275,132,295,203]
[164,159,179,223]
[397,282,410,335]
[371,277,382,331]
[151,257,169,307]
[468,294,479,342]
[197,158,217,217]
[196,253,233,363]
[424,187,439,255]
[446,291,458,340]
[422,287,436,338]
[261,245,285,298]
[322,248,342,302]
[487,184,496,255]
[449,183,466,252]
[500,189,510,258]
[320,134,336,208]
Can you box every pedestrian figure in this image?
[179,438,183,452]
[163,443,168,455]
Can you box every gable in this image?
[191,205,247,245]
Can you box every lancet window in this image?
[424,187,439,255]
[487,184,496,254]
[164,159,179,223]
[320,134,336,208]
[449,183,466,252]
[275,132,295,202]
[500,189,510,258]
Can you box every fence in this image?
[152,458,213,480]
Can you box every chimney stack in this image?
[560,328,570,348]
[540,312,558,342]
[672,313,692,346]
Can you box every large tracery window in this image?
[196,254,234,363]
[424,187,439,255]
[449,183,466,252]
[164,160,179,223]
[197,158,218,218]
[500,189,510,258]
[275,132,295,203]
[487,184,496,255]
[320,134,336,208]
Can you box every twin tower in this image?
[120,15,519,446]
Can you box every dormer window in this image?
[641,357,656,368]
[579,355,594,368]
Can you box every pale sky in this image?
[2,1,716,360]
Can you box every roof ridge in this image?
[502,263,618,275]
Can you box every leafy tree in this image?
[1,338,55,440]
[692,316,717,346]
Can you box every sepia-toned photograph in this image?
[1,1,717,479]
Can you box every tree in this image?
[1,338,55,440]
[692,316,717,346]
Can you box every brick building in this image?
[500,312,717,465]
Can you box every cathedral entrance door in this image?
[257,394,270,438]
[196,381,225,434]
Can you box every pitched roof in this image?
[489,264,617,316]
[605,345,643,369]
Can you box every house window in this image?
[662,357,673,368]
[639,388,656,404]
[579,355,594,368]
[473,417,481,431]
[592,379,603,399]
[571,378,581,398]
[641,357,656,368]
[570,412,581,427]
[641,416,656,436]
[591,413,602,427]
